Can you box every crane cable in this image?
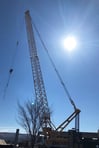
[3,41,19,99]
[32,21,76,110]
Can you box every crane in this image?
[30,17,80,132]
[25,10,80,147]
[25,10,54,129]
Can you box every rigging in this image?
[31,19,76,110]
[3,41,19,99]
[31,18,80,132]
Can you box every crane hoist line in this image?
[30,12,77,111]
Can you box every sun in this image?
[63,36,77,51]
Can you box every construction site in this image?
[0,1,99,148]
[8,10,98,148]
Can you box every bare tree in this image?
[17,100,42,147]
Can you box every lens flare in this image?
[63,36,77,51]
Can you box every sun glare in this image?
[63,36,77,51]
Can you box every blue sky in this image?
[0,0,99,133]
